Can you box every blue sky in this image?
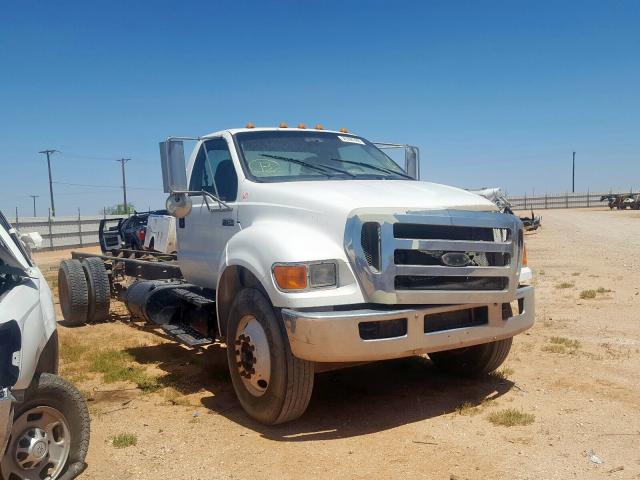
[1,0,639,216]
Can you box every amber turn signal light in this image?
[273,265,308,290]
[522,244,528,267]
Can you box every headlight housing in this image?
[272,261,338,291]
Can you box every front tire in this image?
[226,288,314,425]
[1,374,90,480]
[429,337,513,377]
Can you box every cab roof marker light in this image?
[339,128,349,133]
[279,122,288,128]
[315,124,324,130]
[245,122,255,129]
[297,123,306,129]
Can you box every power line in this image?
[38,149,58,217]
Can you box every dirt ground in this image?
[34,208,640,480]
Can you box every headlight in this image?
[272,261,337,291]
[309,262,337,288]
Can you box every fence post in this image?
[14,207,18,228]
[48,208,54,249]
[524,193,527,210]
[565,192,569,208]
[544,194,548,209]
[78,208,83,247]
[587,189,590,207]
[103,207,106,220]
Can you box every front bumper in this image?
[282,285,534,362]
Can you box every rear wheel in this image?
[81,257,111,322]
[429,337,513,377]
[58,259,88,327]
[226,288,314,425]
[1,374,90,480]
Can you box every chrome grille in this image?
[345,209,523,305]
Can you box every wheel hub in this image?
[1,406,71,480]
[234,316,271,397]
[16,428,49,468]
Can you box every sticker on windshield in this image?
[338,135,365,145]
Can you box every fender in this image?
[215,221,365,333]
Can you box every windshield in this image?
[234,131,412,182]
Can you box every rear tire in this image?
[58,259,88,327]
[226,288,314,425]
[429,337,513,377]
[81,257,111,322]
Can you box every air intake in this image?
[361,222,381,271]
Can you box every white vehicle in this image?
[0,212,90,480]
[60,125,534,425]
[143,214,177,254]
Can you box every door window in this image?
[189,138,238,201]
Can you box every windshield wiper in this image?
[259,154,355,177]
[329,158,413,179]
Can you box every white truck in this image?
[59,125,534,425]
[1,212,90,480]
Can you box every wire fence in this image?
[507,191,634,210]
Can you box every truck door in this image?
[177,137,240,289]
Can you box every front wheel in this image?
[226,288,314,425]
[429,337,513,377]
[1,374,90,480]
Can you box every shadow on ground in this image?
[126,342,513,442]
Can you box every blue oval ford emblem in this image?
[441,252,472,267]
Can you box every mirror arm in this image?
[170,189,232,212]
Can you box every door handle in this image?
[222,218,235,227]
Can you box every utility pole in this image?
[29,195,39,217]
[116,158,131,215]
[39,149,57,216]
[572,151,576,193]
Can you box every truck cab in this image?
[156,126,535,424]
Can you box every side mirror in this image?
[165,193,192,219]
[404,145,420,180]
[159,140,188,193]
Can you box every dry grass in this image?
[89,350,160,393]
[111,433,137,449]
[489,367,514,381]
[43,271,59,291]
[580,289,597,299]
[549,336,580,348]
[596,287,612,294]
[456,399,491,416]
[543,336,581,354]
[487,408,535,427]
[163,388,192,407]
[555,282,574,289]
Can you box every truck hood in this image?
[245,179,497,215]
[0,218,29,275]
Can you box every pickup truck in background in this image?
[59,125,535,425]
